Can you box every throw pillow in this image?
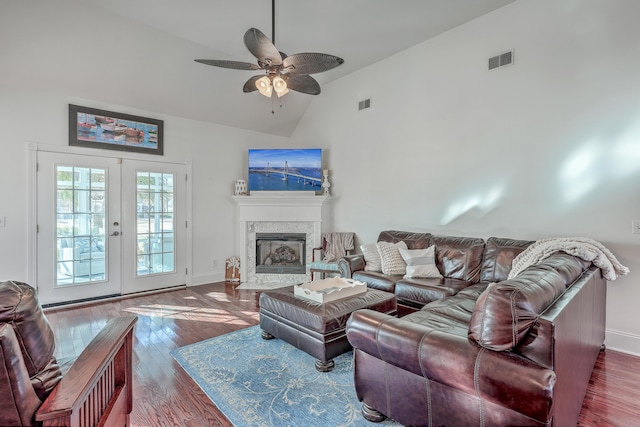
[399,245,442,279]
[360,243,382,272]
[376,241,408,275]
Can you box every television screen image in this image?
[248,149,322,192]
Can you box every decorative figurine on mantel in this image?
[225,257,240,283]
[322,170,331,196]
[234,179,247,196]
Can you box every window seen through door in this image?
[56,166,107,285]
[136,171,175,275]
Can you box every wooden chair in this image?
[0,280,137,427]
[307,232,354,279]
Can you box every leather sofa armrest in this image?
[347,309,433,378]
[338,254,365,278]
[346,310,555,421]
[36,316,138,427]
[0,323,42,427]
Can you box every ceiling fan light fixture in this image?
[195,0,343,103]
[256,76,273,97]
[273,76,289,97]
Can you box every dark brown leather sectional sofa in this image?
[340,230,606,426]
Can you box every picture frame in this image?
[69,104,163,155]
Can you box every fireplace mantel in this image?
[233,194,330,284]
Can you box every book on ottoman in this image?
[294,277,367,303]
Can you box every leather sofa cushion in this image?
[456,282,490,299]
[469,253,587,351]
[352,271,401,293]
[391,287,483,339]
[430,235,485,282]
[480,237,534,283]
[377,230,431,249]
[395,277,473,306]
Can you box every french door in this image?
[36,151,186,305]
[121,160,186,294]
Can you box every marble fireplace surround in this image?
[233,193,329,284]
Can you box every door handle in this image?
[109,231,120,236]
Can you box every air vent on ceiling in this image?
[358,98,371,111]
[488,50,514,70]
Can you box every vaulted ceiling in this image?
[2,0,516,136]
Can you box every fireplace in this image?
[255,233,306,274]
[233,193,329,285]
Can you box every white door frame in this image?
[27,142,193,297]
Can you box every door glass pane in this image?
[136,171,175,276]
[55,166,107,285]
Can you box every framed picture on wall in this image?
[68,104,164,155]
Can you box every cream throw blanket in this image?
[508,237,629,281]
[322,232,355,262]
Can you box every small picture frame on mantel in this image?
[234,179,247,196]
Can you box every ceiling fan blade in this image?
[243,75,263,93]
[195,59,261,71]
[244,28,282,67]
[285,75,321,95]
[282,53,344,75]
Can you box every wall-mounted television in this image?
[248,148,322,192]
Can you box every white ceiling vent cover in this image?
[488,50,514,70]
[358,98,371,111]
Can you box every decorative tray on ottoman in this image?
[294,277,367,303]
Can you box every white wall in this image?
[0,1,291,288]
[0,84,288,287]
[0,0,307,136]
[290,0,640,355]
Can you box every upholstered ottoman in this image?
[259,287,397,372]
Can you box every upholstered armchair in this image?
[0,280,137,427]
[307,232,355,279]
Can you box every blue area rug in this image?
[171,326,400,427]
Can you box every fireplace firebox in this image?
[255,233,306,274]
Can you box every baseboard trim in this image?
[43,285,186,312]
[191,272,225,286]
[605,328,640,357]
[43,293,121,309]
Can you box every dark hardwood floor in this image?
[44,282,639,427]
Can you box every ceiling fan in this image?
[195,0,343,98]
